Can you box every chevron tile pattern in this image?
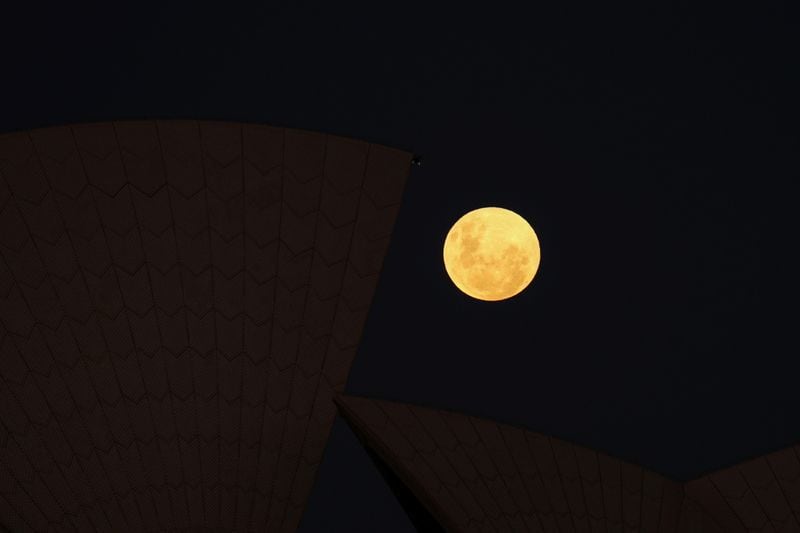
[0,121,411,532]
[336,395,687,532]
[683,446,800,533]
[337,395,800,533]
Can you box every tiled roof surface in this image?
[336,395,687,532]
[0,121,411,532]
[337,395,799,533]
[683,445,800,532]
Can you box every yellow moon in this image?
[443,207,540,301]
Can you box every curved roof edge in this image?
[337,394,798,532]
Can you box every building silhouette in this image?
[1,121,798,532]
[336,394,800,532]
[0,121,411,532]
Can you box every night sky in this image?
[2,2,798,531]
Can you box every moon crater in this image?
[443,207,540,301]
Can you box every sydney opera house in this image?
[0,121,798,532]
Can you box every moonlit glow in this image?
[443,207,541,301]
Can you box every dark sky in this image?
[2,2,798,531]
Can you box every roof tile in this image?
[97,445,131,495]
[37,372,72,418]
[16,378,53,426]
[0,133,49,203]
[139,351,168,398]
[243,316,270,363]
[30,127,88,198]
[322,343,357,389]
[170,189,207,236]
[686,476,740,531]
[219,484,237,530]
[319,183,360,229]
[302,413,334,460]
[119,492,146,532]
[658,481,684,532]
[112,352,145,402]
[18,284,60,329]
[94,188,137,235]
[361,144,411,207]
[289,370,318,418]
[157,121,204,197]
[245,202,281,248]
[40,416,74,465]
[176,228,211,273]
[244,235,279,281]
[473,419,515,476]
[61,363,97,412]
[131,185,172,235]
[170,485,191,529]
[73,123,126,196]
[242,124,283,174]
[91,313,129,359]
[40,320,80,367]
[214,273,244,320]
[106,230,145,272]
[207,193,245,241]
[151,483,177,529]
[218,354,243,401]
[244,277,274,325]
[162,436,184,485]
[766,447,800,481]
[280,206,318,256]
[309,249,347,297]
[199,122,242,194]
[216,313,243,360]
[270,322,300,370]
[0,202,30,252]
[127,399,155,443]
[266,362,294,412]
[284,129,326,183]
[83,267,123,317]
[135,489,160,531]
[128,309,162,354]
[0,333,29,385]
[157,308,188,354]
[711,466,750,499]
[192,350,217,401]
[196,396,219,442]
[330,301,368,347]
[56,188,100,239]
[14,330,53,374]
[323,136,368,192]
[18,192,63,243]
[296,330,327,375]
[117,265,153,316]
[504,470,535,515]
[163,349,193,401]
[183,269,214,316]
[182,439,203,486]
[172,397,195,440]
[211,232,244,279]
[354,196,401,241]
[114,121,167,196]
[5,240,47,290]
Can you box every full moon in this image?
[443,207,540,301]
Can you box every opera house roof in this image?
[336,394,800,533]
[0,120,410,532]
[1,120,798,533]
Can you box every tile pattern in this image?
[0,121,411,532]
[683,445,800,532]
[336,395,687,533]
